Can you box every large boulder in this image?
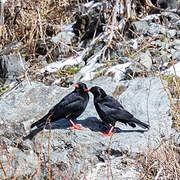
[0,77,173,179]
[0,55,25,85]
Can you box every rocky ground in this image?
[0,77,173,179]
[0,0,180,179]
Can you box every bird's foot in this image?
[103,126,114,136]
[69,120,82,130]
[70,124,82,131]
[103,131,113,136]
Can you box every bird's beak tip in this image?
[84,89,89,92]
[73,84,79,88]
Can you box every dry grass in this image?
[138,136,180,179]
[0,0,75,60]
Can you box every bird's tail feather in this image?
[130,118,150,129]
[31,114,49,129]
[127,122,136,128]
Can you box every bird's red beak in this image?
[84,89,89,92]
[73,84,79,88]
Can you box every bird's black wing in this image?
[31,92,84,128]
[95,94,149,129]
[50,92,84,117]
[97,96,133,120]
[104,96,124,109]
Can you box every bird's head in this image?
[73,82,89,92]
[89,86,107,98]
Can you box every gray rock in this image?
[83,157,140,180]
[154,51,170,70]
[161,41,170,51]
[167,0,180,9]
[174,45,180,50]
[1,147,38,178]
[171,39,180,50]
[0,55,25,85]
[151,40,162,47]
[0,77,173,179]
[172,50,180,61]
[161,12,180,26]
[174,131,180,146]
[89,77,173,151]
[0,41,23,56]
[132,21,149,34]
[37,55,48,67]
[167,29,177,38]
[171,39,180,60]
[141,14,160,24]
[168,48,176,55]
[139,51,152,71]
[51,31,75,45]
[124,62,147,79]
[105,63,131,82]
[148,23,166,35]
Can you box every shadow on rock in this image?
[77,116,106,132]
[114,127,148,134]
[23,118,70,140]
[23,117,148,140]
[77,117,148,134]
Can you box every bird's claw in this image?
[70,124,82,130]
[103,132,113,136]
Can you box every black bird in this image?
[89,86,150,136]
[31,82,89,130]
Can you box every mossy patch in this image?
[0,85,9,96]
[57,65,81,78]
[162,75,180,86]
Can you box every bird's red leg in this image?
[103,126,114,136]
[69,120,82,130]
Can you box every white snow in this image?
[131,39,138,50]
[166,62,180,77]
[84,0,102,10]
[78,50,105,81]
[39,51,85,73]
[91,2,102,8]
[80,63,104,81]
[1,0,7,3]
[52,78,62,85]
[57,23,74,32]
[105,62,131,82]
[84,1,94,8]
[51,31,75,44]
[38,47,106,82]
[140,14,160,21]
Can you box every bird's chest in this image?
[94,103,106,118]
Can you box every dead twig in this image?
[18,51,31,86]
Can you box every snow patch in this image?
[39,51,85,73]
[84,1,94,8]
[106,62,131,82]
[78,51,105,81]
[166,62,180,77]
[58,23,74,32]
[141,14,160,21]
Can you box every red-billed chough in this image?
[89,86,150,136]
[31,82,89,130]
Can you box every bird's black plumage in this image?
[31,82,89,129]
[90,86,149,135]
